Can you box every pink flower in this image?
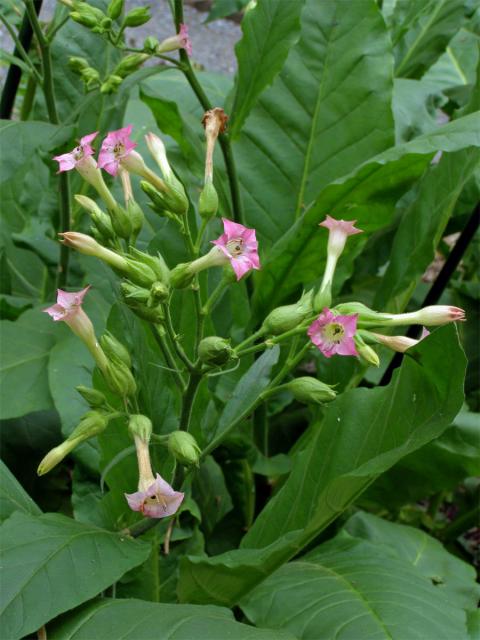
[53,132,98,172]
[320,215,362,257]
[44,286,91,322]
[211,218,260,280]
[179,24,192,56]
[125,473,184,518]
[308,308,358,358]
[98,125,138,176]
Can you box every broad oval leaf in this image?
[48,597,295,640]
[0,512,150,639]
[0,461,41,523]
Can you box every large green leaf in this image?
[177,325,466,605]
[375,147,480,310]
[393,0,467,78]
[252,111,480,317]
[229,0,305,138]
[48,598,295,640]
[0,512,150,639]
[0,309,61,419]
[234,0,395,245]
[0,461,41,523]
[241,513,477,640]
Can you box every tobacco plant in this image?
[1,0,479,638]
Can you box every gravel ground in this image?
[0,0,241,85]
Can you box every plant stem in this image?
[0,10,43,85]
[202,276,228,316]
[163,304,195,371]
[179,372,201,432]
[151,325,186,391]
[25,0,71,288]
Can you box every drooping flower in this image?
[53,132,98,172]
[157,23,192,56]
[370,327,430,353]
[98,125,139,176]
[43,286,108,371]
[314,215,363,311]
[211,218,260,280]
[307,307,358,358]
[125,473,184,517]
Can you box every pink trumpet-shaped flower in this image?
[125,473,184,518]
[98,125,138,176]
[157,23,192,56]
[308,308,358,358]
[319,215,362,256]
[53,132,98,172]
[211,218,260,280]
[44,286,91,322]
[178,24,192,56]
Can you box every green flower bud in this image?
[198,336,234,366]
[37,411,109,476]
[313,287,332,313]
[120,281,150,303]
[107,0,124,19]
[128,247,170,284]
[334,302,385,326]
[126,199,144,243]
[354,334,380,367]
[124,297,165,323]
[262,290,313,336]
[70,11,97,27]
[143,36,159,53]
[128,414,152,442]
[199,181,218,219]
[170,262,195,289]
[75,195,114,241]
[149,281,169,303]
[68,56,89,73]
[103,361,136,397]
[107,204,132,239]
[100,16,112,29]
[284,377,336,404]
[168,431,201,466]
[124,257,158,288]
[100,74,123,94]
[140,180,169,215]
[76,385,107,408]
[80,67,100,89]
[114,53,149,78]
[123,6,151,27]
[100,331,131,367]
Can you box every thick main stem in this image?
[179,373,201,432]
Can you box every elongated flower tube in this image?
[307,307,358,358]
[43,286,109,372]
[369,328,430,353]
[144,133,188,214]
[125,435,184,517]
[58,232,129,270]
[202,107,228,184]
[380,305,465,327]
[156,23,192,56]
[314,216,362,310]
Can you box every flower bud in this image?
[74,195,114,241]
[68,56,89,73]
[108,203,132,239]
[124,256,158,287]
[107,0,123,19]
[59,232,128,271]
[170,262,195,289]
[354,334,380,367]
[114,53,149,78]
[123,6,151,27]
[100,331,131,366]
[76,385,107,408]
[120,281,150,303]
[100,74,123,94]
[143,36,159,53]
[199,181,218,219]
[140,180,170,215]
[128,414,152,443]
[149,281,169,303]
[80,67,101,89]
[262,290,313,336]
[385,305,466,326]
[168,431,201,467]
[334,302,386,326]
[70,11,97,27]
[126,199,144,243]
[37,411,109,475]
[198,336,234,366]
[103,360,136,397]
[369,332,420,353]
[285,377,336,404]
[123,296,165,323]
[128,247,170,284]
[144,134,189,214]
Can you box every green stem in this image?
[202,277,228,316]
[179,372,201,432]
[0,11,43,84]
[151,325,186,392]
[25,0,71,288]
[163,304,195,372]
[194,218,209,256]
[236,342,269,358]
[20,73,37,120]
[235,327,266,352]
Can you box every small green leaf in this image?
[0,461,41,523]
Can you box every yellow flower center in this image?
[226,238,244,256]
[323,322,345,344]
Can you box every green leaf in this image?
[139,88,191,154]
[393,78,446,143]
[48,597,295,640]
[345,511,480,610]
[0,461,41,523]
[235,0,395,244]
[193,456,234,536]
[0,512,150,639]
[375,147,480,310]
[229,0,305,138]
[177,325,467,605]
[241,515,475,639]
[252,111,480,317]
[0,309,60,419]
[394,0,467,78]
